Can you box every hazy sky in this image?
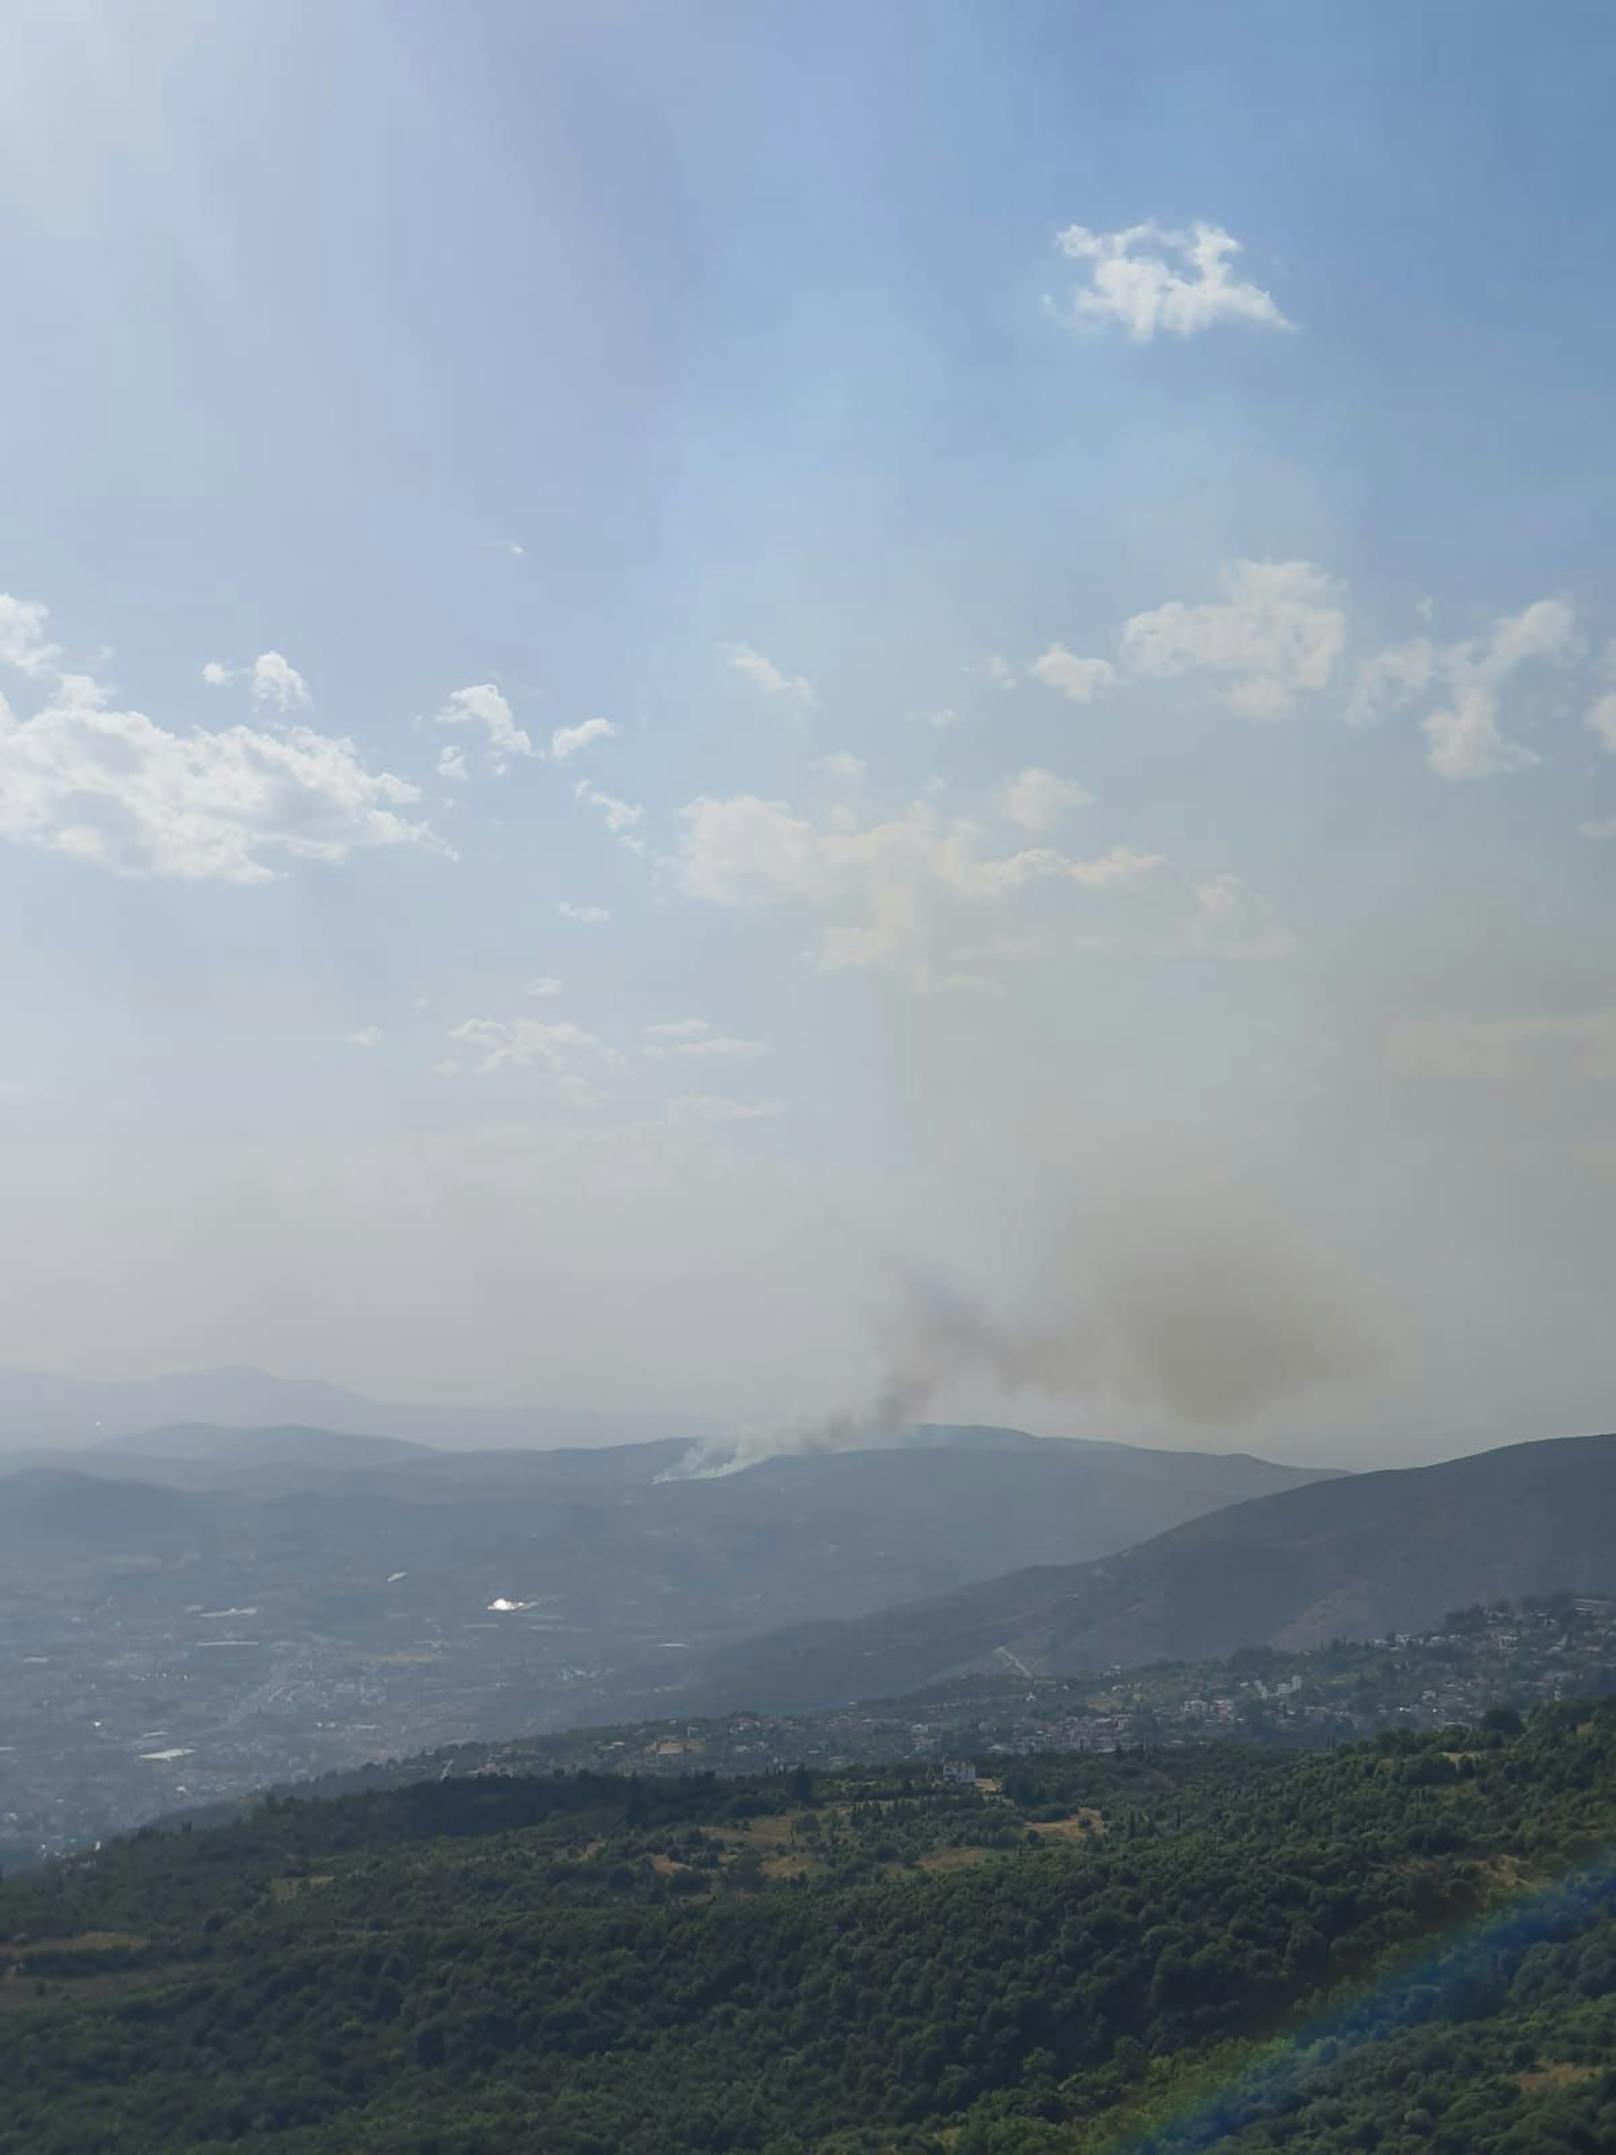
[3,1,1615,1464]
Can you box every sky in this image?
[2,0,1616,1465]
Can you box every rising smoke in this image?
[672,1181,1384,1476]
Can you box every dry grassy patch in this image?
[1516,2062,1600,2094]
[269,1874,334,1903]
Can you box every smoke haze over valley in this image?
[4,3,1616,1469]
[7,16,1616,2147]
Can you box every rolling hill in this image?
[0,1421,1332,1848]
[677,1430,1616,1713]
[3,1705,1614,2152]
[0,1421,1330,1636]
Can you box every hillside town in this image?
[7,1589,1613,1868]
[267,1591,1616,1809]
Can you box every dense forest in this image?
[0,1706,1612,2152]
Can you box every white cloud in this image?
[575,780,643,834]
[976,655,1016,690]
[0,594,60,677]
[816,752,866,782]
[1422,695,1539,781]
[1002,767,1094,832]
[526,977,563,998]
[723,643,815,709]
[1385,1012,1616,1084]
[546,717,615,762]
[1119,560,1344,719]
[912,706,962,729]
[505,540,526,558]
[251,651,311,712]
[1585,692,1616,752]
[645,1034,767,1062]
[437,744,469,783]
[679,791,1166,986]
[1344,640,1434,728]
[665,1095,781,1128]
[558,901,610,924]
[1419,598,1576,781]
[198,652,311,710]
[1051,220,1292,341]
[644,1019,712,1041]
[1028,644,1116,704]
[1168,874,1296,962]
[348,1027,384,1049]
[1579,818,1616,841]
[0,645,438,884]
[433,683,533,768]
[444,1016,621,1085]
[1343,597,1575,777]
[1052,849,1163,893]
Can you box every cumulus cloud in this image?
[199,652,313,710]
[816,752,867,782]
[437,744,469,783]
[665,1095,781,1128]
[1119,560,1344,719]
[1028,644,1115,704]
[348,1027,384,1049]
[1585,692,1616,752]
[558,900,610,924]
[1344,640,1434,728]
[1386,1012,1616,1084]
[679,791,1170,986]
[1418,598,1576,780]
[546,717,615,762]
[574,780,643,834]
[0,595,59,676]
[0,691,436,883]
[443,1016,622,1089]
[645,1033,767,1062]
[0,603,438,883]
[526,977,563,998]
[1166,874,1296,962]
[1051,220,1292,341]
[433,683,533,768]
[1109,572,1574,774]
[251,651,311,712]
[723,643,815,709]
[1002,767,1094,831]
[976,655,1016,690]
[912,706,962,729]
[644,1019,713,1042]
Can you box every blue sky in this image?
[2,1,1615,1460]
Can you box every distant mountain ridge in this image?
[0,1420,1332,1715]
[676,1431,1616,1714]
[0,1365,678,1453]
[97,1421,433,1466]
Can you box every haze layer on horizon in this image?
[3,1,1615,1468]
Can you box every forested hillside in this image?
[688,1433,1616,1711]
[0,1704,1612,2152]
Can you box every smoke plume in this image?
[674,1182,1383,1475]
